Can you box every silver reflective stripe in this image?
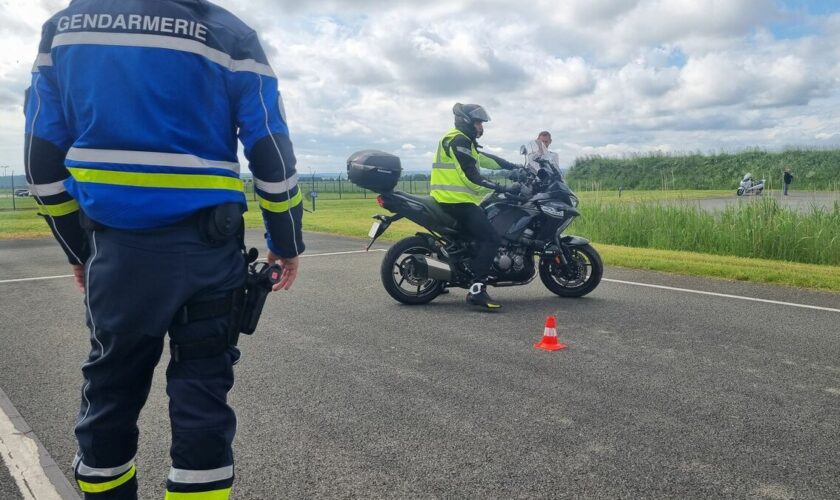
[77,458,135,478]
[429,184,479,194]
[255,173,298,194]
[168,465,234,484]
[455,146,473,156]
[29,179,67,197]
[31,53,53,72]
[52,32,275,77]
[67,148,240,172]
[432,163,456,170]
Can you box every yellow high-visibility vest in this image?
[430,128,503,204]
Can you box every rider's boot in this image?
[466,282,501,309]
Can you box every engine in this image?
[492,245,534,281]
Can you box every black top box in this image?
[347,150,402,192]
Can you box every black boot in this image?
[466,282,501,309]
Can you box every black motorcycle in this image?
[346,150,603,305]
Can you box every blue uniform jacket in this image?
[24,0,304,263]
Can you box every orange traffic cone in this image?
[534,315,566,351]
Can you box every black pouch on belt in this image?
[198,203,243,244]
[79,211,106,231]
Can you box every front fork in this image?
[542,234,590,267]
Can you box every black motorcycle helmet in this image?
[453,103,490,139]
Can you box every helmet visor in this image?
[468,106,491,122]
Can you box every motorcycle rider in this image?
[430,103,519,309]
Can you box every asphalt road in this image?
[674,190,840,212]
[1,231,839,499]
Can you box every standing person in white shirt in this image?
[526,131,562,179]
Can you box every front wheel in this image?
[539,244,603,298]
[380,236,443,305]
[736,187,745,196]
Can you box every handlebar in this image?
[498,191,529,203]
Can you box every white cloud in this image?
[0,0,838,173]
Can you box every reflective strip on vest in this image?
[53,32,275,77]
[165,488,232,500]
[255,173,299,194]
[77,466,136,493]
[168,465,233,484]
[67,167,245,192]
[432,162,456,170]
[429,184,479,195]
[31,53,53,71]
[37,199,80,217]
[67,148,240,173]
[29,179,67,197]
[258,190,303,213]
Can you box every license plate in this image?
[368,221,381,238]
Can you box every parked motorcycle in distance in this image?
[737,173,765,196]
[346,148,603,305]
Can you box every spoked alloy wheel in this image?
[539,243,603,298]
[380,236,443,304]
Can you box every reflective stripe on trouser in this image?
[166,466,234,499]
[74,219,245,499]
[74,455,137,496]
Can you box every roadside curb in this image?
[0,386,79,500]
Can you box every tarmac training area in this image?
[1,232,838,499]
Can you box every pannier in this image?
[347,150,402,192]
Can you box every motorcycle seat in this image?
[389,191,460,229]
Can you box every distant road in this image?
[672,191,839,212]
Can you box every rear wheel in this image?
[539,244,603,298]
[380,236,443,305]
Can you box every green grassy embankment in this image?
[568,148,840,191]
[3,193,838,292]
[255,198,840,292]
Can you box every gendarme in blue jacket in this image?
[24,0,304,263]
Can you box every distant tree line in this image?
[566,148,840,191]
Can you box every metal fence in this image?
[244,174,510,201]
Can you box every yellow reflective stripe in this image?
[430,184,479,194]
[77,466,136,493]
[67,168,244,192]
[37,199,80,217]
[258,190,302,213]
[165,488,232,500]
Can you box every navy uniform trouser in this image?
[439,202,501,283]
[72,218,245,499]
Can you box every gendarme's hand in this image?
[266,250,299,291]
[71,264,85,293]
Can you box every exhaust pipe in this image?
[411,255,452,281]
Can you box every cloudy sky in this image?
[1,0,839,174]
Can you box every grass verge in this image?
[597,244,840,292]
[3,197,838,292]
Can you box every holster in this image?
[169,288,245,362]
